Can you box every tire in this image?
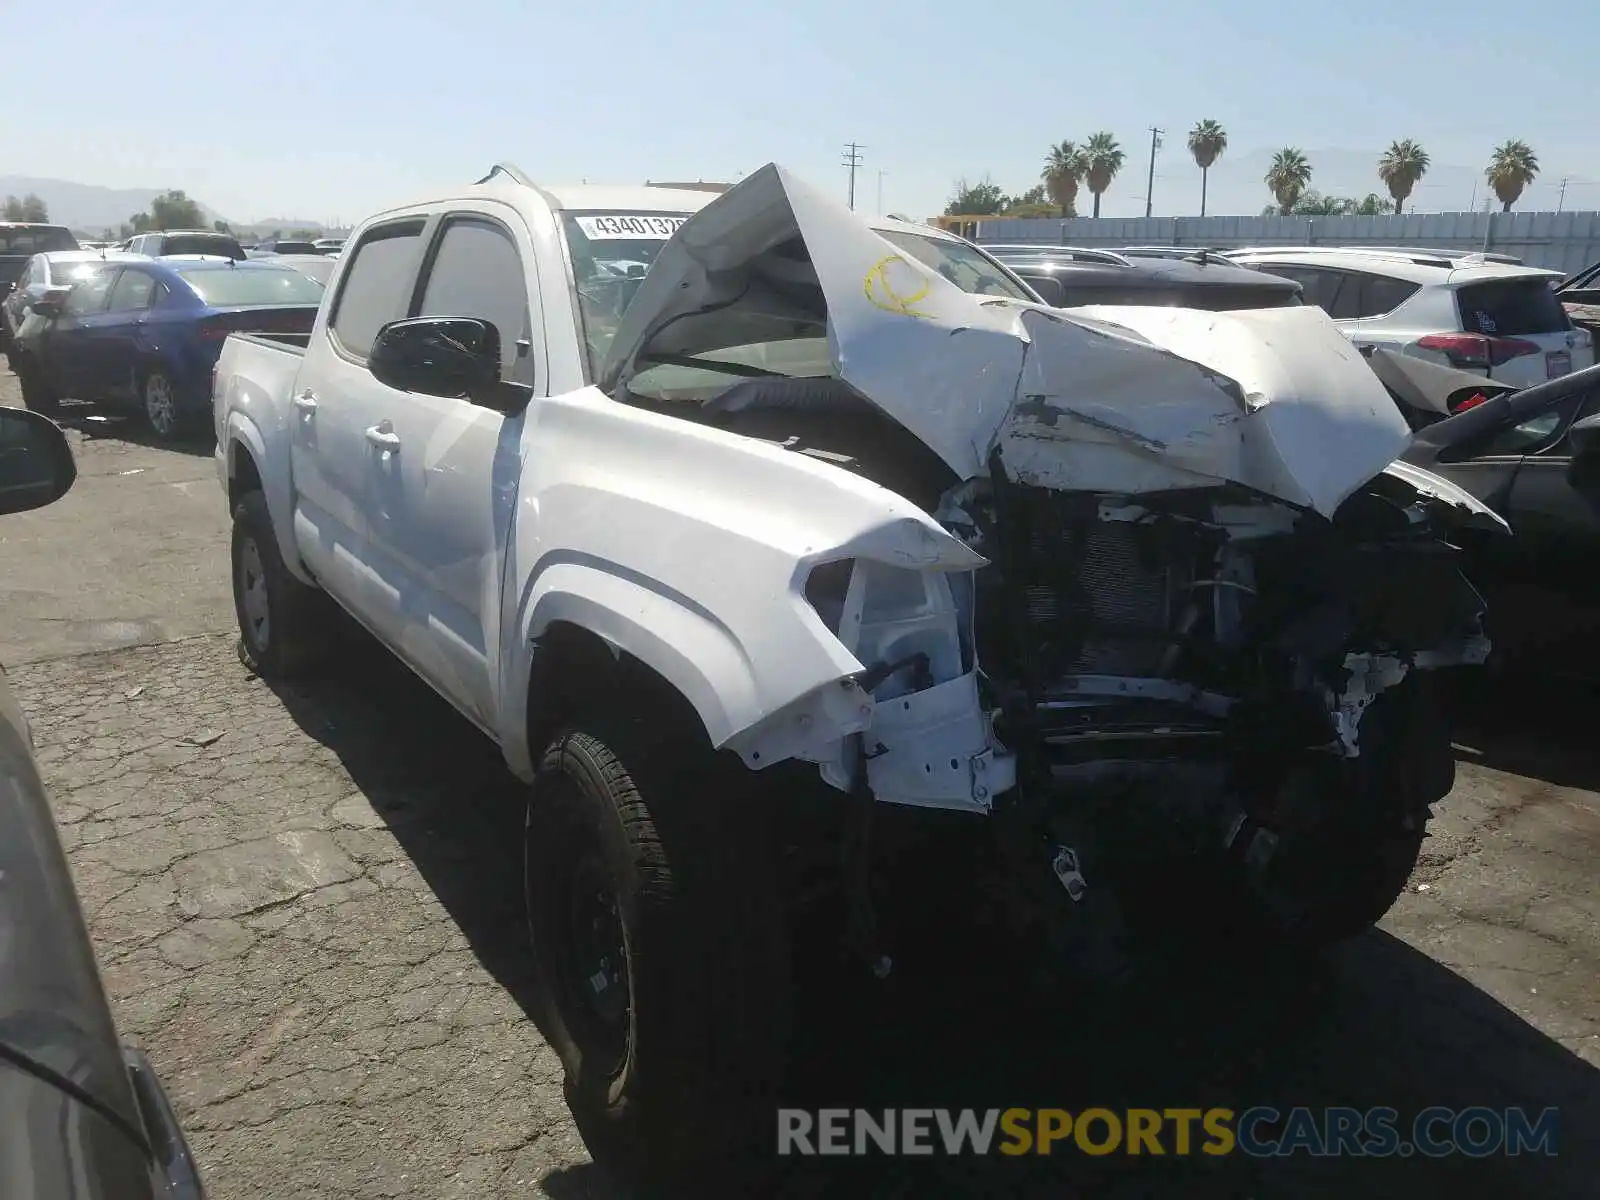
[525,711,792,1184]
[16,356,61,418]
[231,490,334,678]
[1232,675,1450,950]
[142,368,195,442]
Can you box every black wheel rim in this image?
[536,789,633,1080]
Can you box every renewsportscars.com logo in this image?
[777,1106,1559,1158]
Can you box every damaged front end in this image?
[599,164,1497,956]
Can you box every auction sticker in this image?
[575,214,689,240]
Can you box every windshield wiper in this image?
[639,351,785,378]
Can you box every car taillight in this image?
[1416,333,1542,369]
[1450,391,1491,414]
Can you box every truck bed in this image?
[234,331,310,352]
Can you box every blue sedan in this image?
[12,258,323,440]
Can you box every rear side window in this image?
[1257,265,1344,311]
[1344,274,1419,318]
[415,217,531,378]
[106,270,157,312]
[330,220,426,358]
[1457,278,1572,336]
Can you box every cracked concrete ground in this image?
[2,368,1597,1197]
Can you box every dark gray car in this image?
[1382,350,1600,676]
[978,244,1304,310]
[0,406,204,1199]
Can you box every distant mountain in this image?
[0,175,224,233]
[231,218,348,238]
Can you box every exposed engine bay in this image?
[628,371,1488,822]
[596,162,1503,954]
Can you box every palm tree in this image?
[1082,132,1125,218]
[1378,139,1430,215]
[1265,148,1313,215]
[1041,141,1085,218]
[1187,120,1228,217]
[1485,140,1539,212]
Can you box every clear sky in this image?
[10,0,1600,224]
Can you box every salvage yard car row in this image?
[4,169,1599,1193]
[210,162,1503,1179]
[3,251,326,438]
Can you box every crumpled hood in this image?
[601,163,1413,519]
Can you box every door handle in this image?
[365,423,401,452]
[293,390,318,413]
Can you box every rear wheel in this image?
[143,369,196,441]
[525,710,792,1184]
[231,490,334,678]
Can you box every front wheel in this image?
[525,712,792,1183]
[231,490,334,678]
[1232,675,1451,950]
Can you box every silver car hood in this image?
[600,163,1414,519]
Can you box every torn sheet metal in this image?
[600,163,1413,519]
[1377,459,1512,534]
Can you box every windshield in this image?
[47,258,106,285]
[875,230,1037,301]
[0,226,76,254]
[561,210,691,377]
[176,266,324,307]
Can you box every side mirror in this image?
[1568,411,1600,461]
[1025,275,1067,307]
[0,407,77,516]
[369,317,502,402]
[28,285,72,318]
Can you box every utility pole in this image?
[841,142,865,211]
[1558,176,1570,214]
[877,170,888,215]
[1144,126,1164,219]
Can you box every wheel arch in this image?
[223,416,312,585]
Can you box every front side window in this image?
[416,217,530,379]
[62,268,115,315]
[329,220,426,358]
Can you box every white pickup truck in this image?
[213,161,1501,1176]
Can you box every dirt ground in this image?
[2,368,1596,1198]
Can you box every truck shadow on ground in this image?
[265,640,1598,1200]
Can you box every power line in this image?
[1144,127,1164,219]
[841,142,865,211]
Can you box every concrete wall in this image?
[972,211,1600,275]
